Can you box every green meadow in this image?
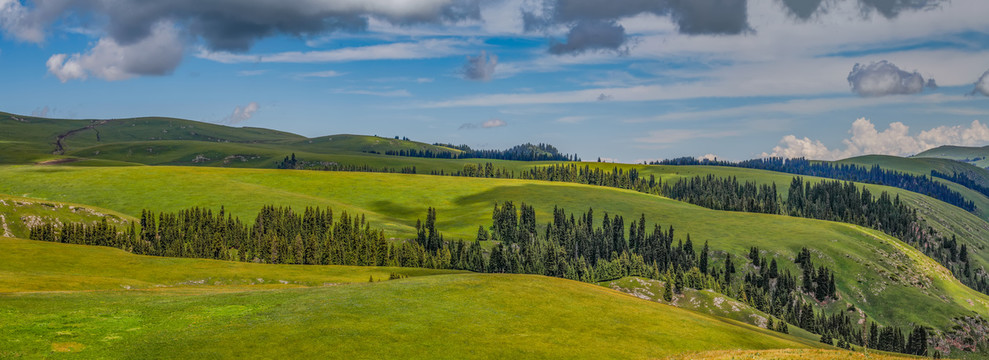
[0,165,986,334]
[0,238,823,359]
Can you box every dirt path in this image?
[35,158,81,165]
[52,120,107,155]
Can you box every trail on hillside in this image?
[52,120,107,155]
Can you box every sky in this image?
[1,0,989,162]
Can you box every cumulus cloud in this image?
[972,70,989,97]
[549,20,627,55]
[462,50,497,81]
[525,0,749,55]
[482,118,507,128]
[46,22,183,82]
[4,0,482,81]
[764,118,989,160]
[847,60,936,97]
[223,102,260,125]
[699,153,719,161]
[459,118,507,130]
[2,0,481,50]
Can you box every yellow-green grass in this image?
[602,277,820,343]
[662,349,918,360]
[0,194,135,239]
[0,261,822,358]
[0,237,461,292]
[0,166,987,333]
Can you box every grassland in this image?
[917,145,989,169]
[0,237,826,359]
[0,165,986,335]
[0,112,466,166]
[0,237,461,292]
[602,277,821,343]
[662,349,917,360]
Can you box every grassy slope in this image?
[602,277,821,343]
[0,194,135,239]
[0,238,822,359]
[917,145,989,169]
[663,349,917,360]
[0,166,987,333]
[837,155,989,218]
[0,112,464,166]
[0,237,461,292]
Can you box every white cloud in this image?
[46,22,183,82]
[459,118,507,130]
[0,0,43,42]
[699,153,719,161]
[297,70,345,79]
[197,39,470,64]
[765,118,989,160]
[223,102,260,125]
[481,118,506,128]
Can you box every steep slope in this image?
[0,237,822,358]
[0,165,987,341]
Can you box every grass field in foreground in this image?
[0,166,987,333]
[662,349,917,360]
[0,239,825,359]
[0,237,462,292]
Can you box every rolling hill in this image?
[3,112,989,357]
[917,145,989,169]
[0,165,986,347]
[0,237,826,359]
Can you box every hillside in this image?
[0,237,822,358]
[0,165,987,344]
[917,145,989,169]
[0,112,460,166]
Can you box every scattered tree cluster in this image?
[867,323,928,356]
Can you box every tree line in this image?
[652,157,975,212]
[384,143,578,162]
[269,158,989,296]
[29,202,936,356]
[277,153,416,174]
[445,162,989,296]
[931,170,989,200]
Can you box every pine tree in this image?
[700,240,709,275]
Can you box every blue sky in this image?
[1,0,989,162]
